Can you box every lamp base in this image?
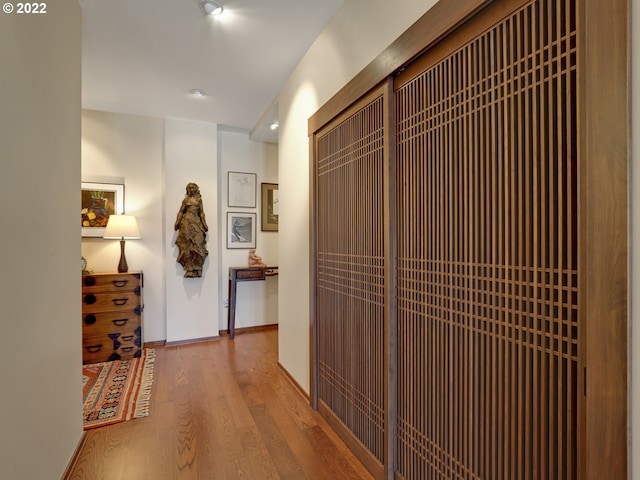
[117,239,129,273]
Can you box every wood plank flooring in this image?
[67,328,373,479]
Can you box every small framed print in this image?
[228,171,256,208]
[81,182,124,237]
[261,183,278,231]
[227,212,256,249]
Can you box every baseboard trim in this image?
[164,335,219,347]
[61,431,87,480]
[278,361,310,402]
[220,323,278,336]
[318,401,384,479]
[145,324,279,347]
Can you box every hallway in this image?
[66,329,372,479]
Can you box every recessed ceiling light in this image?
[200,0,223,16]
[189,88,206,97]
[270,122,279,130]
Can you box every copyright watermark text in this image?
[3,3,48,14]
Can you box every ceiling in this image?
[78,0,344,144]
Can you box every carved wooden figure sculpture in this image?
[175,182,208,277]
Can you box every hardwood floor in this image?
[67,328,373,479]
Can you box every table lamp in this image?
[103,214,141,273]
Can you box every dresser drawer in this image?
[82,291,141,313]
[81,273,142,293]
[82,328,142,364]
[235,268,265,280]
[83,324,141,349]
[82,309,141,336]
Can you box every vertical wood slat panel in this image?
[394,0,577,478]
[315,94,386,467]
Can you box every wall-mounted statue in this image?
[175,182,208,277]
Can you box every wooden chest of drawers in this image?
[81,272,143,364]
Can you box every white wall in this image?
[275,0,438,392]
[217,130,279,332]
[0,2,83,478]
[81,110,166,342]
[82,112,278,345]
[82,113,221,344]
[164,118,219,342]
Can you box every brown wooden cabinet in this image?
[81,272,143,364]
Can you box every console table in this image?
[228,266,278,339]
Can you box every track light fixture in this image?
[189,88,206,97]
[200,0,223,16]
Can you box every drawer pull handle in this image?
[85,344,102,353]
[121,346,134,353]
[121,335,134,342]
[112,318,129,327]
[112,298,128,306]
[84,314,97,325]
[83,294,97,305]
[112,279,128,287]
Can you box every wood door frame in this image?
[308,0,629,477]
[310,84,390,480]
[580,0,629,477]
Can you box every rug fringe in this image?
[134,348,155,418]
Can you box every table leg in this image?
[228,277,237,339]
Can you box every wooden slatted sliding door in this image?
[311,0,627,478]
[394,0,578,478]
[313,86,388,477]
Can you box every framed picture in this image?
[227,212,256,249]
[261,183,279,231]
[81,182,124,237]
[228,171,256,208]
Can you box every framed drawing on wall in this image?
[81,182,124,237]
[227,212,256,249]
[261,183,279,231]
[228,171,256,208]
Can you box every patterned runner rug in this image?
[82,348,155,430]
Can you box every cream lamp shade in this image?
[103,215,140,272]
[103,214,141,239]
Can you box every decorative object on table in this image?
[82,272,144,364]
[228,171,256,208]
[261,183,279,231]
[227,212,256,249]
[81,256,92,275]
[175,182,208,277]
[81,182,124,237]
[103,214,141,273]
[248,249,266,267]
[82,348,155,430]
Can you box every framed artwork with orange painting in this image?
[81,182,124,237]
